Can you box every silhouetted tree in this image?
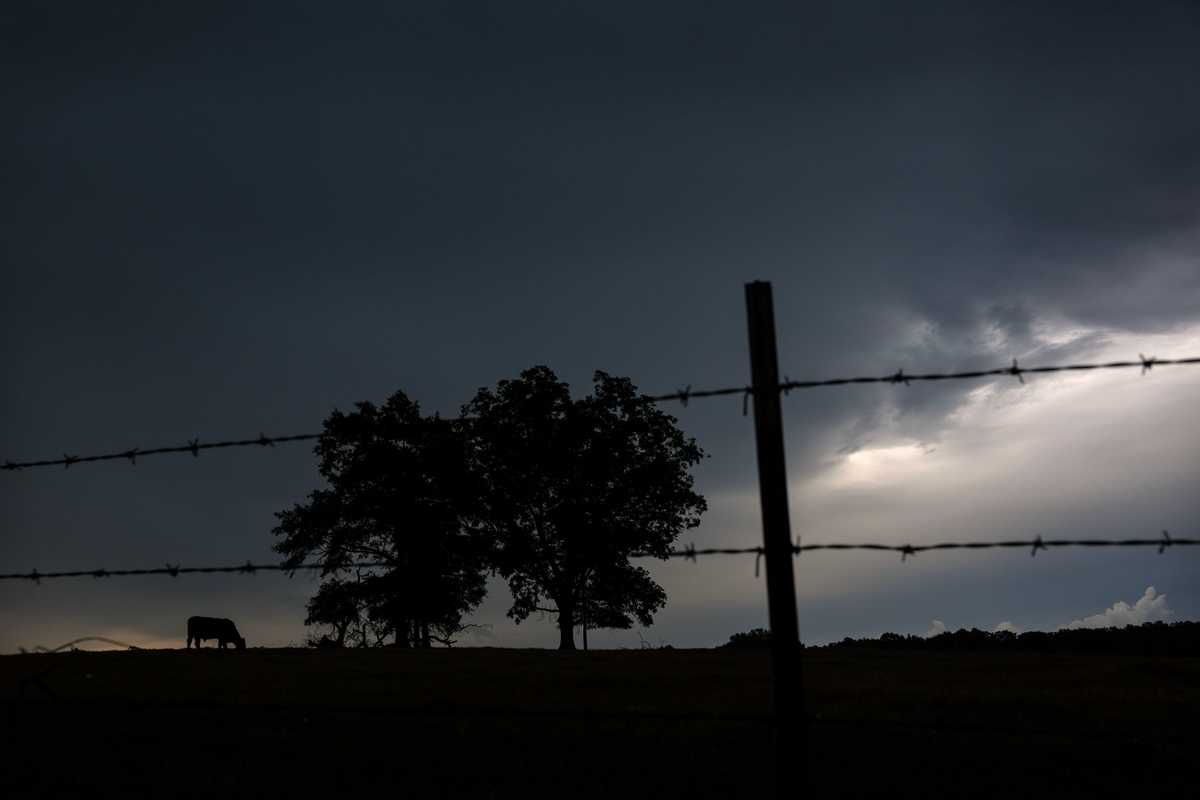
[274,392,488,647]
[721,628,773,649]
[464,367,706,650]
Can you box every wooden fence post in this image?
[744,280,805,796]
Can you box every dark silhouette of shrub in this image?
[720,628,773,649]
[819,620,1200,656]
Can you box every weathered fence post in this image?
[744,280,804,796]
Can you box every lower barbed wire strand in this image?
[3,535,1193,582]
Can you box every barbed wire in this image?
[0,561,389,582]
[2,531,1190,583]
[2,433,320,471]
[646,531,1196,575]
[645,529,1192,569]
[645,354,1200,408]
[780,354,1200,391]
[4,355,1197,471]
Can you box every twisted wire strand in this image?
[3,533,1191,582]
[644,354,1199,404]
[4,355,1197,470]
[0,561,388,582]
[638,530,1191,561]
[3,433,320,471]
[779,355,1200,390]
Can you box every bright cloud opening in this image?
[825,443,937,489]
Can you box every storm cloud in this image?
[2,1,1197,651]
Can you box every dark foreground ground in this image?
[0,647,1194,798]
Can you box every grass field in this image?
[1,647,1195,798]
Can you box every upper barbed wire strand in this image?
[4,356,1198,471]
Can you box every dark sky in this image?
[3,1,1198,651]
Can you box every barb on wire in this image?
[643,384,753,405]
[2,432,321,472]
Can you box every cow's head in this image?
[235,636,246,650]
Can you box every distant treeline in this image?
[721,621,1200,657]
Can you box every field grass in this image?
[1,647,1195,798]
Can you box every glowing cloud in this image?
[1059,587,1173,630]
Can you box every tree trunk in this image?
[581,587,589,651]
[394,618,411,648]
[558,603,576,651]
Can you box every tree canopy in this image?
[273,392,488,647]
[274,368,706,650]
[464,367,706,650]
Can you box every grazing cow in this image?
[187,616,246,650]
